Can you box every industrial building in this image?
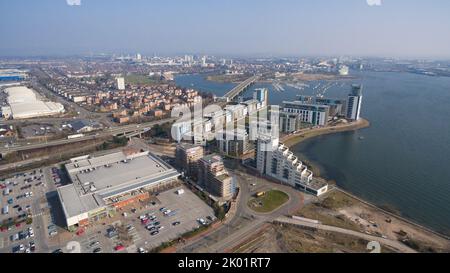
[57,149,180,229]
[68,120,103,133]
[1,86,65,119]
[0,69,27,82]
[255,135,328,196]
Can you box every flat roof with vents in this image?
[57,150,179,224]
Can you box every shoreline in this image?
[281,118,450,241]
[336,187,450,240]
[282,118,370,148]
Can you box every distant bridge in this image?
[224,75,260,101]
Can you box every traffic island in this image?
[247,190,289,213]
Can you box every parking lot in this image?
[50,185,216,253]
[1,165,216,253]
[0,168,49,253]
[132,186,216,251]
[0,163,72,253]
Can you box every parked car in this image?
[114,245,125,251]
[93,248,102,253]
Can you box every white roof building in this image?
[2,86,65,119]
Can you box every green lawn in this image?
[248,190,289,213]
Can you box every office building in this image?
[255,135,328,196]
[175,143,204,180]
[198,154,235,201]
[116,77,125,90]
[57,149,180,228]
[346,84,363,121]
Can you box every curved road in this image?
[177,167,309,253]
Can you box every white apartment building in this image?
[256,135,328,196]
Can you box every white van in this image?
[3,188,10,196]
[2,205,9,215]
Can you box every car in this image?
[25,248,31,253]
[138,247,147,253]
[49,230,58,236]
[163,209,172,215]
[52,248,63,253]
[127,225,135,231]
[159,207,167,212]
[114,245,125,251]
[90,241,100,247]
[150,231,159,236]
[153,221,160,226]
[141,218,149,225]
[197,218,207,225]
[147,226,157,231]
[139,215,147,220]
[12,245,21,253]
[172,221,181,226]
[29,241,36,251]
[93,248,102,253]
[19,244,25,251]
[157,226,164,230]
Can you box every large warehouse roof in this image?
[57,150,180,220]
[2,86,65,119]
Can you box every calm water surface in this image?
[176,72,450,234]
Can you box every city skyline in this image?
[1,0,450,58]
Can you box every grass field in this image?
[248,190,289,213]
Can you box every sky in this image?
[1,0,450,58]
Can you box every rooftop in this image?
[58,150,180,218]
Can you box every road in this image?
[274,216,417,253]
[0,117,177,154]
[177,168,314,253]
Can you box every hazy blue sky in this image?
[1,0,450,58]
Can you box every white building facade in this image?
[256,135,328,196]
